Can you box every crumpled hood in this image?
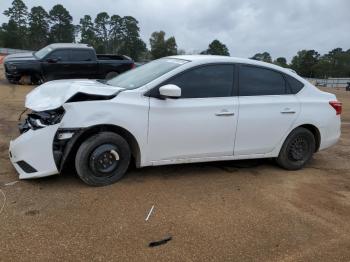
[26,79,124,111]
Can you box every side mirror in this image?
[46,58,59,63]
[159,84,181,98]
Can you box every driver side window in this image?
[47,50,70,62]
[165,64,235,98]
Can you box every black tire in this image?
[75,132,131,186]
[105,71,119,80]
[19,75,31,85]
[277,127,316,170]
[32,74,45,85]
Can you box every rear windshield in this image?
[106,58,188,89]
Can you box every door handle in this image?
[281,108,296,114]
[215,110,235,116]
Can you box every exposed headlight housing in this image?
[19,107,65,134]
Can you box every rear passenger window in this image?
[285,74,304,94]
[71,50,93,61]
[239,65,286,96]
[167,65,234,98]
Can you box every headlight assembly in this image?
[7,63,17,70]
[19,107,65,134]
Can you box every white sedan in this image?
[9,56,342,186]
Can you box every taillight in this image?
[329,101,342,115]
[131,63,136,69]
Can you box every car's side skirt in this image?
[145,153,279,167]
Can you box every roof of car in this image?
[168,55,297,76]
[48,43,93,50]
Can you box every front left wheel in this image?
[75,132,131,186]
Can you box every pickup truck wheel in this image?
[277,127,315,170]
[32,74,45,85]
[106,71,119,80]
[75,132,131,186]
[19,75,32,85]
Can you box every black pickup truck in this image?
[4,43,135,84]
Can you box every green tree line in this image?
[251,49,350,78]
[0,0,231,61]
[0,0,150,60]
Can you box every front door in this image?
[42,49,72,80]
[147,64,238,162]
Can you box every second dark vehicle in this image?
[4,43,135,84]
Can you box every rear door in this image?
[147,64,238,162]
[234,65,300,156]
[69,49,98,78]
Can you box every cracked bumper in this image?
[9,124,60,179]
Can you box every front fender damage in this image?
[53,128,85,172]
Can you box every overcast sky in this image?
[1,0,349,61]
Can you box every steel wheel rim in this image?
[89,144,120,177]
[288,136,309,161]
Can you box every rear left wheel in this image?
[277,127,316,170]
[75,132,131,186]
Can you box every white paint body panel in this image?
[61,92,150,167]
[294,86,341,150]
[148,97,238,161]
[235,95,300,155]
[8,55,341,179]
[9,124,59,179]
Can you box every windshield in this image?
[107,58,189,89]
[34,46,53,59]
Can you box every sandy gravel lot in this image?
[0,65,350,261]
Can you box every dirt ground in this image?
[0,64,350,262]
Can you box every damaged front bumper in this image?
[9,124,60,179]
[9,108,66,179]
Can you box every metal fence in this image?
[305,78,350,88]
[0,48,32,55]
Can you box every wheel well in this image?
[60,124,141,170]
[298,124,321,152]
[18,71,43,84]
